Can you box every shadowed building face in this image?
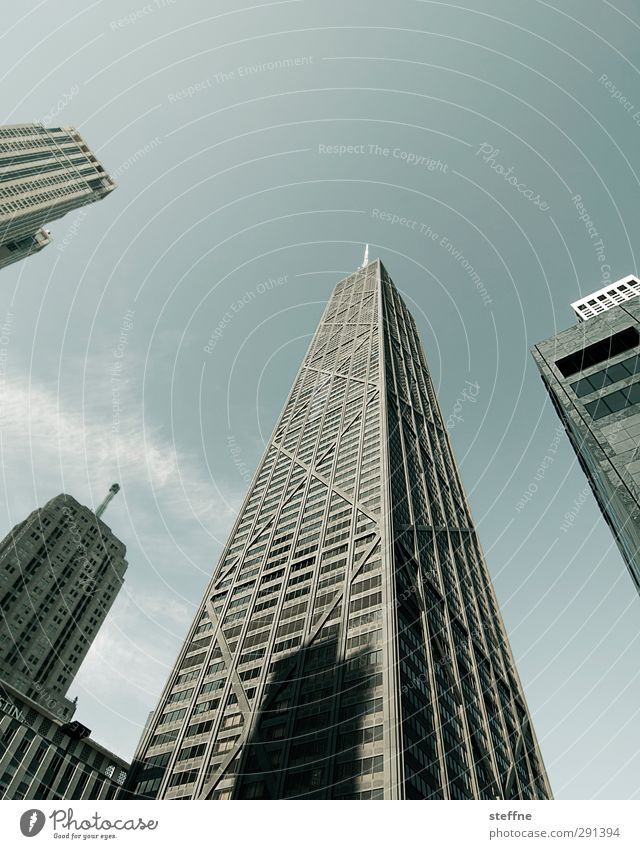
[127,259,550,800]
[231,637,378,799]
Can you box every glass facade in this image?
[127,260,551,800]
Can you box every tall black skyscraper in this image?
[128,259,550,800]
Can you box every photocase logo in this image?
[16,808,159,840]
[20,810,46,837]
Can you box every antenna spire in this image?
[95,483,120,519]
[360,244,369,268]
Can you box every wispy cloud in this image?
[0,374,241,538]
[0,371,245,760]
[74,592,189,701]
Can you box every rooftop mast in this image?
[95,483,120,519]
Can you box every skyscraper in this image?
[0,485,127,720]
[532,274,640,594]
[0,484,130,800]
[128,259,550,800]
[0,123,115,269]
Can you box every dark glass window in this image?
[604,392,628,414]
[571,354,640,397]
[607,362,633,382]
[584,379,640,420]
[556,326,639,377]
[628,382,640,404]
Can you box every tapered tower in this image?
[128,260,550,800]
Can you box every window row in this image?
[571,352,640,397]
[584,379,640,420]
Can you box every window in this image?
[176,669,200,686]
[571,353,640,397]
[169,769,198,787]
[193,698,220,714]
[213,738,237,754]
[555,326,639,377]
[159,708,187,725]
[143,752,171,769]
[185,720,213,737]
[200,679,225,695]
[177,743,206,761]
[151,730,179,746]
[168,688,193,703]
[584,380,640,420]
[180,652,206,670]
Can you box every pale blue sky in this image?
[1,0,639,799]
